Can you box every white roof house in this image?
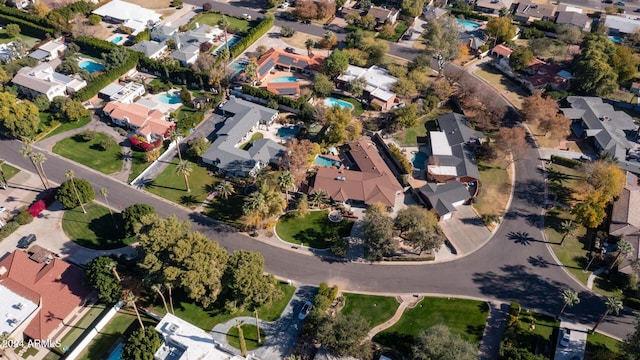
[99,81,145,104]
[0,284,38,337]
[337,65,398,108]
[92,0,161,34]
[155,313,246,360]
[29,37,66,61]
[12,62,87,100]
[604,15,640,35]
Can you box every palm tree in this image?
[165,282,175,314]
[220,15,230,65]
[123,290,145,330]
[31,152,50,189]
[168,129,183,161]
[609,239,634,270]
[305,38,314,56]
[175,160,193,192]
[243,192,267,216]
[255,309,261,344]
[106,259,121,282]
[100,188,116,226]
[556,289,580,320]
[309,189,328,208]
[560,220,577,245]
[216,180,235,200]
[244,61,258,85]
[65,169,86,214]
[277,171,295,203]
[20,141,47,189]
[151,284,169,314]
[591,296,623,333]
[236,320,248,357]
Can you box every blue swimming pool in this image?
[106,343,123,360]
[271,76,298,83]
[457,19,481,32]
[229,61,245,77]
[324,97,354,111]
[79,60,105,73]
[412,151,428,169]
[608,35,623,44]
[111,36,123,44]
[157,93,181,104]
[277,125,300,138]
[213,35,242,55]
[315,155,341,167]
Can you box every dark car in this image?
[285,47,296,54]
[302,19,311,24]
[17,234,36,249]
[615,1,626,5]
[298,301,312,320]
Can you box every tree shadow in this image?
[180,194,199,207]
[372,332,414,356]
[508,231,546,246]
[143,179,183,192]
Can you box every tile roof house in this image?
[201,97,284,177]
[426,113,483,183]
[609,172,640,274]
[92,0,161,34]
[337,65,398,110]
[103,101,174,142]
[0,250,91,340]
[419,181,473,221]
[555,4,592,32]
[130,40,167,59]
[366,6,400,26]
[491,44,513,59]
[256,48,325,82]
[29,37,66,61]
[514,0,557,23]
[309,139,403,208]
[11,61,87,101]
[521,61,571,93]
[475,0,514,14]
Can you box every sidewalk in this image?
[366,294,422,340]
[478,301,508,360]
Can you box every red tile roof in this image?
[492,45,513,57]
[256,48,326,80]
[0,251,91,340]
[524,62,570,90]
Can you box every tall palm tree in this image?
[609,239,634,270]
[123,290,145,330]
[309,189,328,208]
[591,296,623,333]
[31,152,50,189]
[254,309,261,344]
[168,129,183,161]
[165,282,175,314]
[560,220,577,245]
[151,284,169,314]
[65,169,86,214]
[175,160,193,192]
[277,171,294,203]
[556,289,580,320]
[236,320,248,357]
[106,259,121,282]
[216,180,235,200]
[100,188,116,226]
[242,192,267,216]
[305,38,314,56]
[20,141,47,189]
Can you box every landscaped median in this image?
[275,210,354,249]
[52,131,122,175]
[62,202,136,250]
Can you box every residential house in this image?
[514,0,557,23]
[491,44,513,59]
[475,0,514,14]
[8,0,30,9]
[561,96,640,173]
[423,5,448,20]
[426,113,483,183]
[459,30,488,54]
[521,61,571,93]
[0,42,26,63]
[29,37,66,61]
[130,40,167,59]
[309,139,404,208]
[609,172,640,274]
[419,181,473,221]
[555,4,592,32]
[169,24,222,66]
[337,65,398,110]
[201,96,284,177]
[366,6,400,26]
[103,101,174,142]
[604,15,640,36]
[155,313,246,360]
[172,44,201,66]
[632,82,640,96]
[151,24,178,42]
[256,48,325,82]
[0,250,91,341]
[98,81,146,104]
[11,61,87,100]
[92,0,161,34]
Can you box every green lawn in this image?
[149,283,295,330]
[128,150,151,183]
[205,182,246,228]
[509,310,560,358]
[1,162,19,181]
[0,28,40,47]
[52,133,122,174]
[227,324,264,351]
[474,156,512,223]
[374,297,489,354]
[275,210,354,248]
[341,293,399,328]
[42,116,92,140]
[331,94,364,116]
[59,304,107,352]
[62,202,135,250]
[587,332,623,356]
[189,13,250,33]
[145,158,213,207]
[393,108,447,146]
[240,132,264,150]
[41,353,61,360]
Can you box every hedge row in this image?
[75,53,140,101]
[550,155,582,169]
[138,56,209,89]
[0,14,55,39]
[0,221,19,242]
[387,143,412,174]
[0,5,52,28]
[230,15,274,59]
[450,8,489,21]
[241,84,310,109]
[75,36,117,58]
[531,20,560,33]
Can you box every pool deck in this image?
[143,90,184,114]
[260,70,312,88]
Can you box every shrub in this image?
[56,178,95,209]
[15,210,34,225]
[203,2,212,11]
[387,143,412,174]
[229,15,274,59]
[550,155,581,168]
[122,203,156,236]
[330,237,348,257]
[179,88,192,103]
[99,139,114,150]
[79,130,98,142]
[509,301,521,316]
[280,26,296,37]
[32,94,51,111]
[187,136,210,157]
[88,14,101,25]
[0,221,20,241]
[531,20,559,33]
[449,8,489,21]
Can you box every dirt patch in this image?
[473,157,513,219]
[124,0,171,9]
[280,32,322,50]
[72,23,115,41]
[472,65,527,109]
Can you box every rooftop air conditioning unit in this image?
[336,176,346,181]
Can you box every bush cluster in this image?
[0,221,20,241]
[229,15,274,59]
[550,155,582,168]
[387,143,412,174]
[241,84,311,110]
[449,8,489,21]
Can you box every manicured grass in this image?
[587,332,623,356]
[41,353,61,360]
[227,324,263,351]
[332,94,364,116]
[546,209,590,285]
[149,283,296,330]
[374,297,488,354]
[240,132,264,150]
[1,162,19,181]
[206,183,246,228]
[59,304,107,351]
[473,64,527,109]
[42,116,92,140]
[145,158,213,207]
[189,13,250,33]
[474,156,512,221]
[62,202,135,250]
[0,28,40,47]
[392,107,447,147]
[511,310,560,357]
[275,210,354,248]
[128,150,151,183]
[341,293,399,328]
[52,133,122,174]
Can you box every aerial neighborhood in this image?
[1,0,640,359]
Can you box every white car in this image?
[559,328,571,347]
[298,301,312,320]
[0,206,5,215]
[280,2,289,8]
[243,13,251,20]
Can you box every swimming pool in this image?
[608,35,623,43]
[106,343,123,360]
[213,35,242,55]
[271,76,298,83]
[315,155,341,167]
[111,36,123,44]
[79,59,105,73]
[157,93,182,104]
[228,61,245,78]
[457,19,481,32]
[277,125,300,138]
[412,151,428,169]
[324,97,354,111]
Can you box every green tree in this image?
[393,103,419,128]
[509,48,535,71]
[323,105,359,144]
[591,296,623,333]
[59,97,90,122]
[305,38,315,56]
[395,206,442,254]
[309,189,329,208]
[0,92,40,138]
[122,203,156,236]
[422,16,460,75]
[572,34,618,96]
[151,284,169,314]
[122,327,161,360]
[102,46,130,71]
[559,219,577,245]
[556,288,580,320]
[316,312,371,358]
[321,31,337,49]
[186,136,209,157]
[168,129,183,161]
[224,250,283,310]
[393,77,417,98]
[179,88,191,104]
[611,45,639,83]
[243,191,267,216]
[412,324,477,360]
[5,24,20,37]
[85,256,122,303]
[485,17,516,45]
[348,77,366,98]
[295,194,310,217]
[216,180,235,200]
[277,171,295,202]
[88,14,101,25]
[363,203,396,261]
[401,0,426,17]
[325,49,349,78]
[20,140,48,189]
[32,94,51,111]
[609,239,634,270]
[244,61,258,84]
[57,173,94,211]
[558,24,583,44]
[313,73,334,97]
[175,160,192,192]
[572,192,608,228]
[624,315,640,358]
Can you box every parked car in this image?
[280,2,289,8]
[302,19,311,24]
[298,301,312,320]
[285,47,296,54]
[559,328,571,347]
[0,206,5,215]
[17,234,36,249]
[243,13,251,20]
[615,1,626,5]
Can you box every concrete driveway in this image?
[439,204,491,255]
